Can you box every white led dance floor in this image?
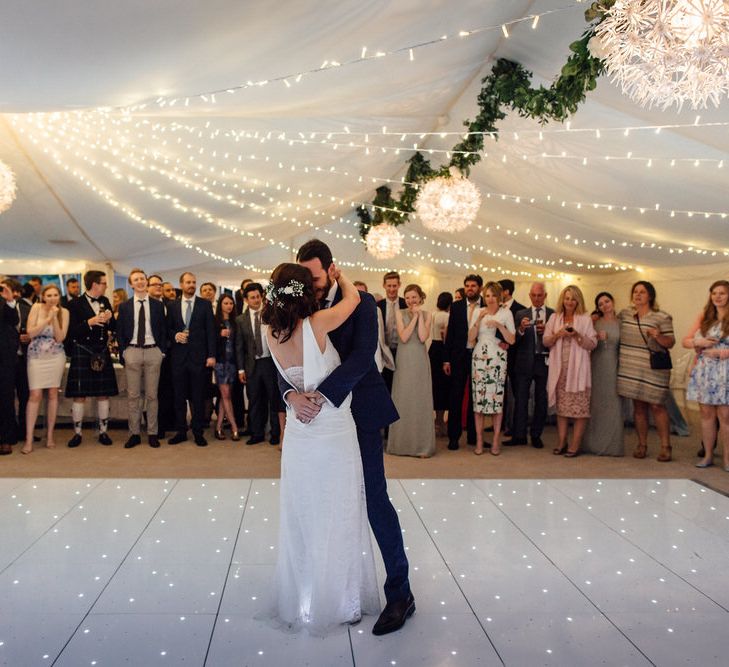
[1,477,728,666]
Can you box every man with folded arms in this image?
[117,269,168,449]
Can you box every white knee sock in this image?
[97,400,110,433]
[71,402,85,435]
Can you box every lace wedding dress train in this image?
[267,318,379,635]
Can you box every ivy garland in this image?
[357,1,614,239]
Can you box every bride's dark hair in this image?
[262,263,318,343]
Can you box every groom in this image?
[279,239,414,635]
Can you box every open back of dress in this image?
[267,318,379,635]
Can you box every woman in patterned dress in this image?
[543,285,597,458]
[469,282,515,456]
[682,280,729,470]
[22,285,69,454]
[617,281,676,462]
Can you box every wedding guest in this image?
[356,281,395,374]
[65,270,118,447]
[444,275,483,450]
[498,278,526,437]
[61,277,81,307]
[117,269,167,449]
[162,282,178,302]
[0,279,20,455]
[213,294,240,441]
[583,292,624,456]
[506,282,554,448]
[199,281,218,422]
[430,291,452,436]
[683,280,729,469]
[617,281,675,462]
[235,282,282,445]
[148,274,175,439]
[200,281,217,306]
[28,276,42,303]
[387,284,435,458]
[112,288,128,319]
[377,271,406,395]
[543,285,597,457]
[469,282,515,455]
[12,281,33,444]
[21,285,69,454]
[234,278,253,316]
[454,287,465,302]
[167,272,216,447]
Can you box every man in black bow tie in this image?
[64,270,118,447]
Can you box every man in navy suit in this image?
[506,282,554,448]
[0,279,20,455]
[498,279,526,437]
[443,274,484,450]
[280,239,414,636]
[117,268,168,449]
[166,272,216,447]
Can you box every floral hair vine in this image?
[265,280,305,307]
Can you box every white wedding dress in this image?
[267,318,380,635]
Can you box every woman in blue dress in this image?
[683,280,729,470]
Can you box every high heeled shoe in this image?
[656,445,672,462]
[564,448,580,458]
[633,444,647,459]
[231,431,240,442]
[214,429,227,441]
[553,444,567,455]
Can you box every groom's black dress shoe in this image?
[372,593,415,636]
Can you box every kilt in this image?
[65,344,119,398]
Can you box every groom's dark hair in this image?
[296,239,333,269]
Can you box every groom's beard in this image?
[315,275,333,300]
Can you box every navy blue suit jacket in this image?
[166,296,216,367]
[116,296,168,362]
[279,288,398,431]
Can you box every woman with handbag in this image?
[682,280,729,470]
[617,281,675,462]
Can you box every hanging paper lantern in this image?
[366,223,404,259]
[414,169,481,232]
[0,160,17,214]
[596,0,729,110]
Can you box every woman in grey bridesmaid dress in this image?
[584,292,624,455]
[387,284,436,458]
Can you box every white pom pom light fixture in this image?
[366,223,404,259]
[596,0,729,110]
[414,168,481,232]
[0,160,17,214]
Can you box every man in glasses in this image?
[65,270,118,448]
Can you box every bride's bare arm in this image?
[310,268,360,347]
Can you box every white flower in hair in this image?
[265,280,305,307]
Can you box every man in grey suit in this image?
[235,282,281,445]
[506,282,554,449]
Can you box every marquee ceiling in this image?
[1,0,728,283]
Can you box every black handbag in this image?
[636,315,672,370]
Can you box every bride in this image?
[262,262,379,635]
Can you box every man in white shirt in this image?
[235,282,282,445]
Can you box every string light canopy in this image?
[365,223,404,259]
[0,160,17,214]
[414,168,481,233]
[595,0,729,110]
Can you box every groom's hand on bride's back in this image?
[288,391,322,422]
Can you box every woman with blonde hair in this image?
[469,281,515,455]
[683,280,729,469]
[543,285,597,457]
[387,284,435,458]
[22,284,70,453]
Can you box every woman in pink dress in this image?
[543,285,597,458]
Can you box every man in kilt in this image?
[65,270,118,447]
